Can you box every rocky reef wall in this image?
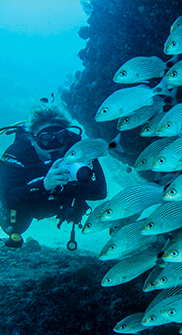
[60,0,182,157]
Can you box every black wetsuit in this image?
[0,133,107,236]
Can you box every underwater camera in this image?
[60,161,93,183]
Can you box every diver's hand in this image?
[43,159,69,191]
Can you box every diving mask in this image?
[32,125,82,150]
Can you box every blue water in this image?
[0,0,87,144]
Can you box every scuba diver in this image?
[0,101,107,250]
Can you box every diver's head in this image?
[25,104,71,134]
[25,104,81,161]
[25,104,72,161]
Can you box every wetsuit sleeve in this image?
[64,158,107,201]
[0,161,49,208]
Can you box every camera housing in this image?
[60,160,93,183]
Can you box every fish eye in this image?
[158,157,166,164]
[69,151,76,156]
[147,222,155,229]
[168,188,177,196]
[166,121,171,128]
[150,281,155,287]
[171,40,176,47]
[106,277,112,283]
[120,324,126,329]
[148,315,156,322]
[120,70,127,77]
[168,309,176,316]
[171,250,178,257]
[109,244,116,251]
[101,107,109,114]
[124,117,130,124]
[160,276,167,283]
[105,209,113,216]
[171,70,178,77]
[140,159,147,166]
[144,127,151,132]
[86,223,92,229]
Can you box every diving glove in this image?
[5,233,23,248]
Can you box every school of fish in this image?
[66,15,182,335]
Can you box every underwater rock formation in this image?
[0,241,180,335]
[60,0,182,160]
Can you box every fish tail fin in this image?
[164,87,178,106]
[108,133,124,153]
[153,172,162,183]
[153,79,172,97]
[165,55,179,69]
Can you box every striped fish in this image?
[154,262,182,290]
[99,182,164,221]
[152,137,182,172]
[101,250,158,286]
[114,312,152,334]
[134,138,174,171]
[140,112,166,137]
[82,201,140,235]
[117,96,164,131]
[99,220,157,261]
[164,25,182,55]
[140,202,182,235]
[156,103,182,137]
[160,298,182,323]
[82,201,109,234]
[160,60,182,90]
[163,229,182,263]
[143,265,164,292]
[163,174,182,201]
[142,286,182,326]
[95,84,169,122]
[64,138,108,162]
[113,56,170,84]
